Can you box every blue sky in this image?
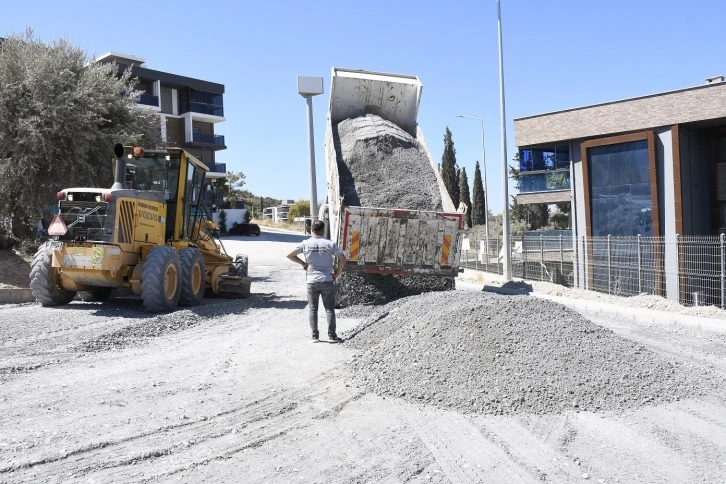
[2,0,725,212]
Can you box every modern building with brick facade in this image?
[513,76,726,303]
[95,52,227,175]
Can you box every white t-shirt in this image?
[295,236,344,283]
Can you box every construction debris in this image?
[344,291,723,415]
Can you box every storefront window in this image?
[589,140,652,236]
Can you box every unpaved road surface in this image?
[2,228,726,483]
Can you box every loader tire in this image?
[29,242,76,306]
[141,246,182,312]
[234,254,249,277]
[179,248,205,307]
[78,288,112,302]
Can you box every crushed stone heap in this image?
[343,291,722,415]
[334,114,443,211]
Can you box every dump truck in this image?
[30,144,250,312]
[320,68,466,278]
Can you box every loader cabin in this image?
[51,147,210,246]
[113,147,209,242]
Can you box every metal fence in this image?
[460,234,726,308]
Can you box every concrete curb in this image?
[456,279,726,335]
[0,288,35,305]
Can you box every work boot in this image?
[312,333,320,343]
[328,334,343,343]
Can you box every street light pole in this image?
[497,0,512,281]
[297,76,324,223]
[456,115,489,239]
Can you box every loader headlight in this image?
[95,195,102,202]
[67,194,74,202]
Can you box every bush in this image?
[218,209,228,233]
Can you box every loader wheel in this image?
[179,248,205,306]
[141,246,182,312]
[30,242,76,306]
[234,254,249,277]
[78,288,112,302]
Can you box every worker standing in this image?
[287,220,347,343]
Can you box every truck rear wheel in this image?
[30,242,76,306]
[78,288,112,302]
[179,248,205,306]
[141,246,182,312]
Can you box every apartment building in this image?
[262,201,295,223]
[95,52,227,183]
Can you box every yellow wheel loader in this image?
[30,144,251,312]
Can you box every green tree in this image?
[510,196,550,231]
[471,161,486,226]
[0,29,160,237]
[440,127,460,207]
[224,171,247,204]
[218,209,228,233]
[459,167,472,228]
[286,200,310,224]
[243,209,251,223]
[549,202,571,230]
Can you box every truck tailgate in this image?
[339,206,464,276]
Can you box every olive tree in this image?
[0,30,160,237]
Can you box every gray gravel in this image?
[334,114,443,211]
[333,114,450,306]
[335,273,454,308]
[344,291,724,415]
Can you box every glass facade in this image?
[518,145,570,193]
[588,140,652,236]
[180,88,224,117]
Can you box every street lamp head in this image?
[297,76,324,98]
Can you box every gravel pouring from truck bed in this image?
[344,291,724,415]
[335,272,454,307]
[334,114,443,211]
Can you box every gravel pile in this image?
[344,291,722,415]
[77,298,250,352]
[334,114,443,211]
[335,272,454,307]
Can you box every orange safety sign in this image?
[350,231,360,261]
[440,235,451,265]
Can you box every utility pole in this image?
[297,76,324,222]
[497,0,512,281]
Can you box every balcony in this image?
[516,170,571,205]
[193,132,225,146]
[207,162,226,174]
[137,93,159,107]
[183,101,224,117]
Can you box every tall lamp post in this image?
[497,0,512,281]
[456,115,489,239]
[297,76,324,223]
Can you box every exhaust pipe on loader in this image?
[111,143,126,190]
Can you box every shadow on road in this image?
[222,231,307,244]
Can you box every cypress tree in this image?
[472,161,486,226]
[459,167,472,228]
[440,127,459,206]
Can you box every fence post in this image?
[721,234,725,309]
[497,236,501,275]
[607,234,612,295]
[475,247,478,271]
[485,233,490,274]
[637,234,642,294]
[559,234,564,273]
[540,235,545,281]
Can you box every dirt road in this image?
[1,229,725,483]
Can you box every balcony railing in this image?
[186,101,224,117]
[137,94,159,107]
[192,132,225,146]
[518,170,570,193]
[206,162,226,173]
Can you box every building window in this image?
[518,145,570,193]
[588,140,652,236]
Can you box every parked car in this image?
[228,223,261,236]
